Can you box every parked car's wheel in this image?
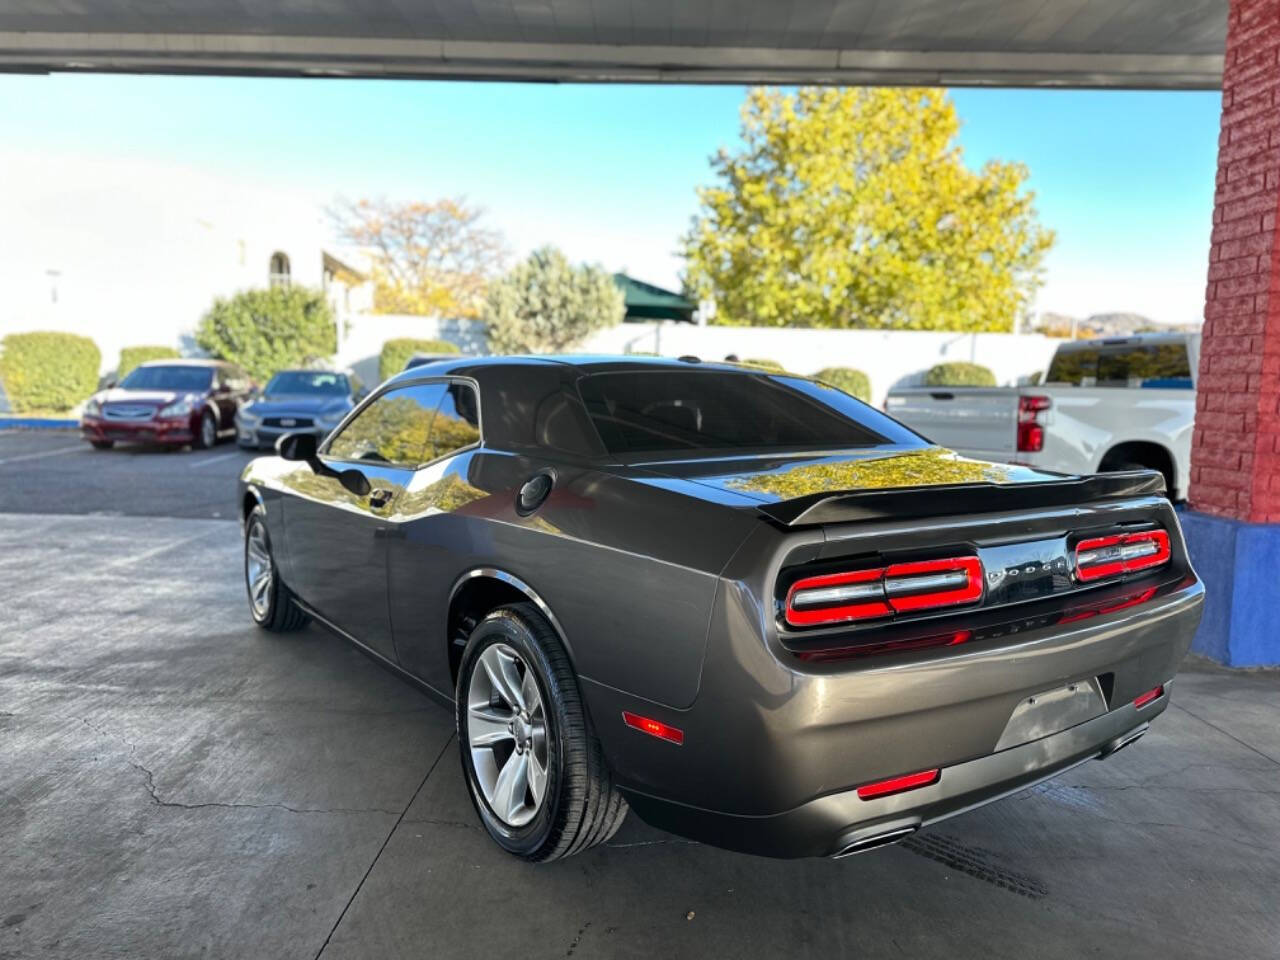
[244,506,310,632]
[90,440,114,450]
[195,410,218,449]
[456,603,627,861]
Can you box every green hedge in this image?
[196,286,336,383]
[118,345,179,380]
[813,366,872,402]
[923,361,997,387]
[740,357,786,373]
[0,332,100,413]
[379,338,460,381]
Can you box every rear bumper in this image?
[81,415,194,445]
[583,573,1203,858]
[620,693,1164,858]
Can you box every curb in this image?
[0,417,79,430]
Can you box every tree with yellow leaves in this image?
[683,88,1055,331]
[330,197,508,317]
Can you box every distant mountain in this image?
[1029,311,1200,338]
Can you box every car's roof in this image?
[136,358,225,368]
[269,368,347,375]
[386,353,783,385]
[1057,332,1197,350]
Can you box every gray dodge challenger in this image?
[237,356,1204,861]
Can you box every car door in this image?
[281,380,448,661]
[387,379,485,685]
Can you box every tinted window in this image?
[326,383,446,467]
[1046,343,1191,388]
[431,382,480,458]
[264,371,350,396]
[578,371,905,456]
[120,365,214,392]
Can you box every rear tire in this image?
[195,410,218,450]
[456,603,626,861]
[90,440,114,450]
[244,506,310,632]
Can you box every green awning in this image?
[613,273,696,323]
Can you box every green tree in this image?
[196,287,336,383]
[483,247,624,354]
[683,88,1054,332]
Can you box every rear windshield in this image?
[264,371,349,396]
[578,370,915,456]
[1045,343,1192,388]
[119,365,213,392]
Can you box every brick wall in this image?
[1191,0,1280,523]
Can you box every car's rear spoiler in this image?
[756,470,1166,527]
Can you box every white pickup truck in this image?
[884,333,1199,500]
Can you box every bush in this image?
[196,287,336,384]
[0,332,100,413]
[813,366,871,402]
[740,358,786,373]
[118,345,179,380]
[923,362,997,387]
[379,338,460,381]
[484,247,624,354]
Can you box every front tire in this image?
[90,440,114,450]
[456,604,626,861]
[244,506,310,632]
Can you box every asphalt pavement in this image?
[2,428,1279,960]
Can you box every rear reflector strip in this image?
[1133,685,1164,709]
[1074,530,1171,582]
[785,556,983,628]
[622,711,684,745]
[856,768,941,800]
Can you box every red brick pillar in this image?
[1191,0,1280,521]
[1182,0,1280,666]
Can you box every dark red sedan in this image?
[80,359,254,450]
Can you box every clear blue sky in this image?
[0,74,1223,325]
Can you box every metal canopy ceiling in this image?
[0,1,1226,88]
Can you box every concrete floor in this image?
[2,433,1280,959]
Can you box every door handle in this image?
[368,487,395,508]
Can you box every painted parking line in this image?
[0,444,85,466]
[189,450,244,469]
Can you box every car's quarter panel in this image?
[579,492,1203,855]
[385,448,761,708]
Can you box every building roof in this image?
[614,273,696,324]
[0,1,1225,88]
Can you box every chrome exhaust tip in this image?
[832,823,919,858]
[1099,722,1149,759]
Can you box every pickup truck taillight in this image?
[1073,530,1171,582]
[784,556,984,627]
[1017,395,1051,452]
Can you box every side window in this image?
[1045,349,1098,386]
[431,382,481,459]
[326,382,447,467]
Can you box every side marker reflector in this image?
[622,711,684,745]
[1133,685,1165,709]
[856,768,940,800]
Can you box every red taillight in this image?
[1017,394,1050,452]
[1074,530,1171,582]
[785,556,983,628]
[856,768,940,800]
[1133,685,1164,709]
[622,711,684,745]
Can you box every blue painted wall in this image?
[1181,511,1280,667]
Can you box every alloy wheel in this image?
[466,643,549,827]
[201,414,217,448]
[245,520,273,618]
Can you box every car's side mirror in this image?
[276,432,317,461]
[275,432,371,497]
